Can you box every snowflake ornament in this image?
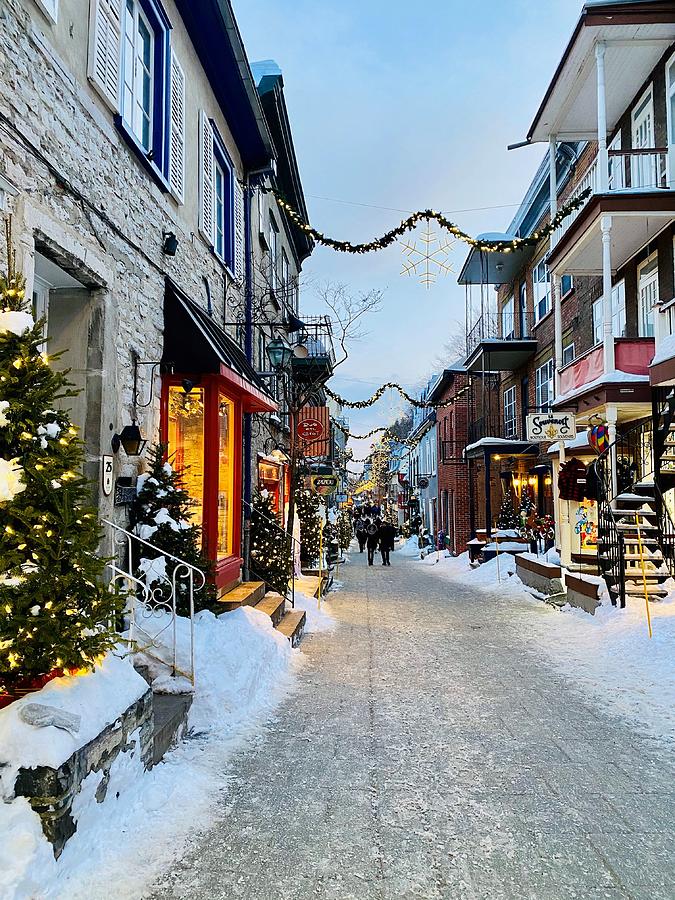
[400,226,455,289]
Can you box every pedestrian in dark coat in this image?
[379,519,396,566]
[356,517,369,553]
[366,520,380,566]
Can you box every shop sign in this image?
[311,474,339,496]
[297,417,324,440]
[526,411,576,442]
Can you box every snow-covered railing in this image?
[103,519,206,687]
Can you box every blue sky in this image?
[234,0,584,461]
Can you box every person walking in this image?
[379,518,396,566]
[356,517,368,554]
[366,519,380,566]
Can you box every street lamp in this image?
[266,338,293,370]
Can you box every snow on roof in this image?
[547,430,592,454]
[476,231,514,241]
[464,436,531,454]
[553,370,650,408]
[651,334,675,368]
[250,59,282,86]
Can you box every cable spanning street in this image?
[151,548,675,899]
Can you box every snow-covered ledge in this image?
[0,655,151,857]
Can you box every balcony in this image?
[465,310,537,374]
[554,338,654,418]
[463,414,539,460]
[290,315,336,383]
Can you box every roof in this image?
[526,1,675,143]
[252,60,313,263]
[174,0,274,170]
[163,279,276,412]
[426,366,467,403]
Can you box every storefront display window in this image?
[168,385,205,529]
[217,394,235,559]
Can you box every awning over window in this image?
[163,278,276,413]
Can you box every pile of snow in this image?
[397,535,421,558]
[0,606,296,899]
[289,575,336,633]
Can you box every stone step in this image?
[612,583,669,597]
[276,609,307,647]
[218,580,265,610]
[616,522,659,531]
[611,508,657,517]
[254,592,286,627]
[152,692,192,766]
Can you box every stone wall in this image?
[13,688,153,857]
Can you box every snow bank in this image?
[398,536,421,558]
[292,577,336,633]
[0,607,296,899]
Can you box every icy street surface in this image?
[150,548,675,900]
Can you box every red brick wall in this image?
[435,372,472,553]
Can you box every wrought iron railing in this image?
[104,519,206,686]
[466,310,535,356]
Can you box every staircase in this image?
[594,414,675,608]
[217,580,306,646]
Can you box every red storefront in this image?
[161,280,276,591]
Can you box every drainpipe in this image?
[242,175,254,581]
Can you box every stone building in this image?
[0,0,311,593]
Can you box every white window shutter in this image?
[169,51,186,203]
[199,111,215,244]
[234,180,245,282]
[87,0,122,112]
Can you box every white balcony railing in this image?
[551,148,670,248]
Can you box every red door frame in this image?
[160,372,243,590]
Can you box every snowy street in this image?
[150,546,675,900]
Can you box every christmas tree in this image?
[0,224,120,689]
[295,488,322,566]
[337,508,353,552]
[130,443,215,616]
[518,487,537,539]
[249,489,292,597]
[496,495,519,531]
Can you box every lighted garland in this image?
[273,188,591,255]
[325,382,470,411]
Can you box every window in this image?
[199,112,242,275]
[592,280,626,345]
[281,249,289,299]
[502,295,515,339]
[561,274,573,297]
[668,54,675,185]
[533,260,550,323]
[638,253,659,337]
[608,131,624,191]
[518,280,528,336]
[217,395,235,559]
[562,343,575,366]
[503,385,517,438]
[88,0,182,195]
[257,329,267,372]
[168,385,205,530]
[535,359,554,411]
[269,217,279,291]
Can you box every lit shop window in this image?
[168,385,205,530]
[217,394,235,559]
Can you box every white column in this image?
[596,42,609,192]
[601,215,615,373]
[553,275,563,394]
[606,405,619,499]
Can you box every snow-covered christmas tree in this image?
[0,223,120,693]
[249,489,292,596]
[337,508,353,552]
[130,443,215,616]
[295,488,322,567]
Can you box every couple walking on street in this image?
[355,516,396,566]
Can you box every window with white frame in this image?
[503,385,517,438]
[502,295,515,339]
[269,216,279,291]
[533,260,550,323]
[668,55,675,186]
[535,359,554,411]
[199,112,243,277]
[257,330,267,373]
[281,249,289,298]
[638,253,659,337]
[88,0,184,198]
[518,280,528,336]
[35,0,58,22]
[562,342,575,366]
[592,280,626,345]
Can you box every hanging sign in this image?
[311,474,339,496]
[526,411,576,442]
[297,417,324,441]
[102,455,114,497]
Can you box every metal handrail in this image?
[103,518,205,685]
